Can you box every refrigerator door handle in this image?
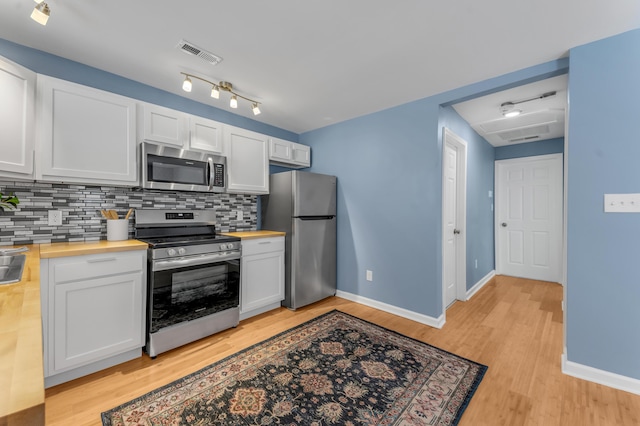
[297,216,335,220]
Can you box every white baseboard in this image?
[335,290,445,329]
[562,353,640,395]
[466,270,495,300]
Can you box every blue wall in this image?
[0,38,297,142]
[439,106,495,289]
[302,59,569,319]
[495,137,564,160]
[566,29,640,379]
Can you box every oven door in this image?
[147,252,240,335]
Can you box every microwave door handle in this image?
[207,157,214,189]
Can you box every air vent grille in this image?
[176,40,222,65]
[497,124,550,142]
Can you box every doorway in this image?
[442,128,467,308]
[495,154,563,283]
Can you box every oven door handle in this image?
[152,251,240,272]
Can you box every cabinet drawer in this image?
[51,252,144,284]
[242,237,284,256]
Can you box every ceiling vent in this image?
[496,125,550,142]
[176,40,222,65]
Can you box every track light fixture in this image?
[500,91,557,118]
[180,73,262,115]
[31,0,50,25]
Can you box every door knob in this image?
[453,229,461,234]
[501,222,507,227]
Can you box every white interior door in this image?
[495,154,562,283]
[442,128,467,309]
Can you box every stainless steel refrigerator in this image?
[261,171,337,310]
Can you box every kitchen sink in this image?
[0,254,26,285]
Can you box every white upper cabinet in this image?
[137,103,188,147]
[268,137,311,168]
[0,56,36,180]
[223,125,269,194]
[36,75,138,185]
[189,115,223,153]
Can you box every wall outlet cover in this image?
[48,210,62,226]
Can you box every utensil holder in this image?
[106,219,129,241]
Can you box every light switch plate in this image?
[604,193,640,212]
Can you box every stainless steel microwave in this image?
[141,142,227,193]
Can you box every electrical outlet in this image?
[366,270,373,282]
[48,210,62,226]
[236,210,243,221]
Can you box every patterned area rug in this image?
[102,310,487,425]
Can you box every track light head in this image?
[31,1,50,25]
[500,102,521,118]
[182,76,192,92]
[211,85,220,99]
[252,103,261,116]
[230,95,238,109]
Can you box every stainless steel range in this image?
[135,209,241,358]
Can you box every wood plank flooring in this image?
[44,275,640,425]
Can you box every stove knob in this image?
[178,247,186,256]
[167,248,177,257]
[220,243,228,250]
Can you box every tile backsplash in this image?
[0,180,257,246]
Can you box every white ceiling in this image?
[453,75,568,147]
[0,1,638,134]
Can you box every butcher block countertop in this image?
[222,230,286,239]
[0,244,44,425]
[39,239,148,258]
[0,240,148,425]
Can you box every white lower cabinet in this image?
[41,249,146,387]
[240,237,285,320]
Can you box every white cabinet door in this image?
[240,237,285,315]
[45,250,145,376]
[0,56,35,179]
[36,76,137,185]
[268,138,311,168]
[269,138,292,162]
[138,103,188,147]
[224,125,269,194]
[291,143,311,167]
[189,116,223,153]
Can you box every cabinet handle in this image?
[87,257,117,263]
[258,241,272,245]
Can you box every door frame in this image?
[494,153,563,282]
[441,128,468,311]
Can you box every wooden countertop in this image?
[40,239,148,258]
[0,244,44,425]
[0,240,148,425]
[222,230,286,239]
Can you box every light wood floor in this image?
[45,275,640,425]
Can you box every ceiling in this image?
[0,1,638,135]
[453,75,568,147]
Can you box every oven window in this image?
[149,260,240,333]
